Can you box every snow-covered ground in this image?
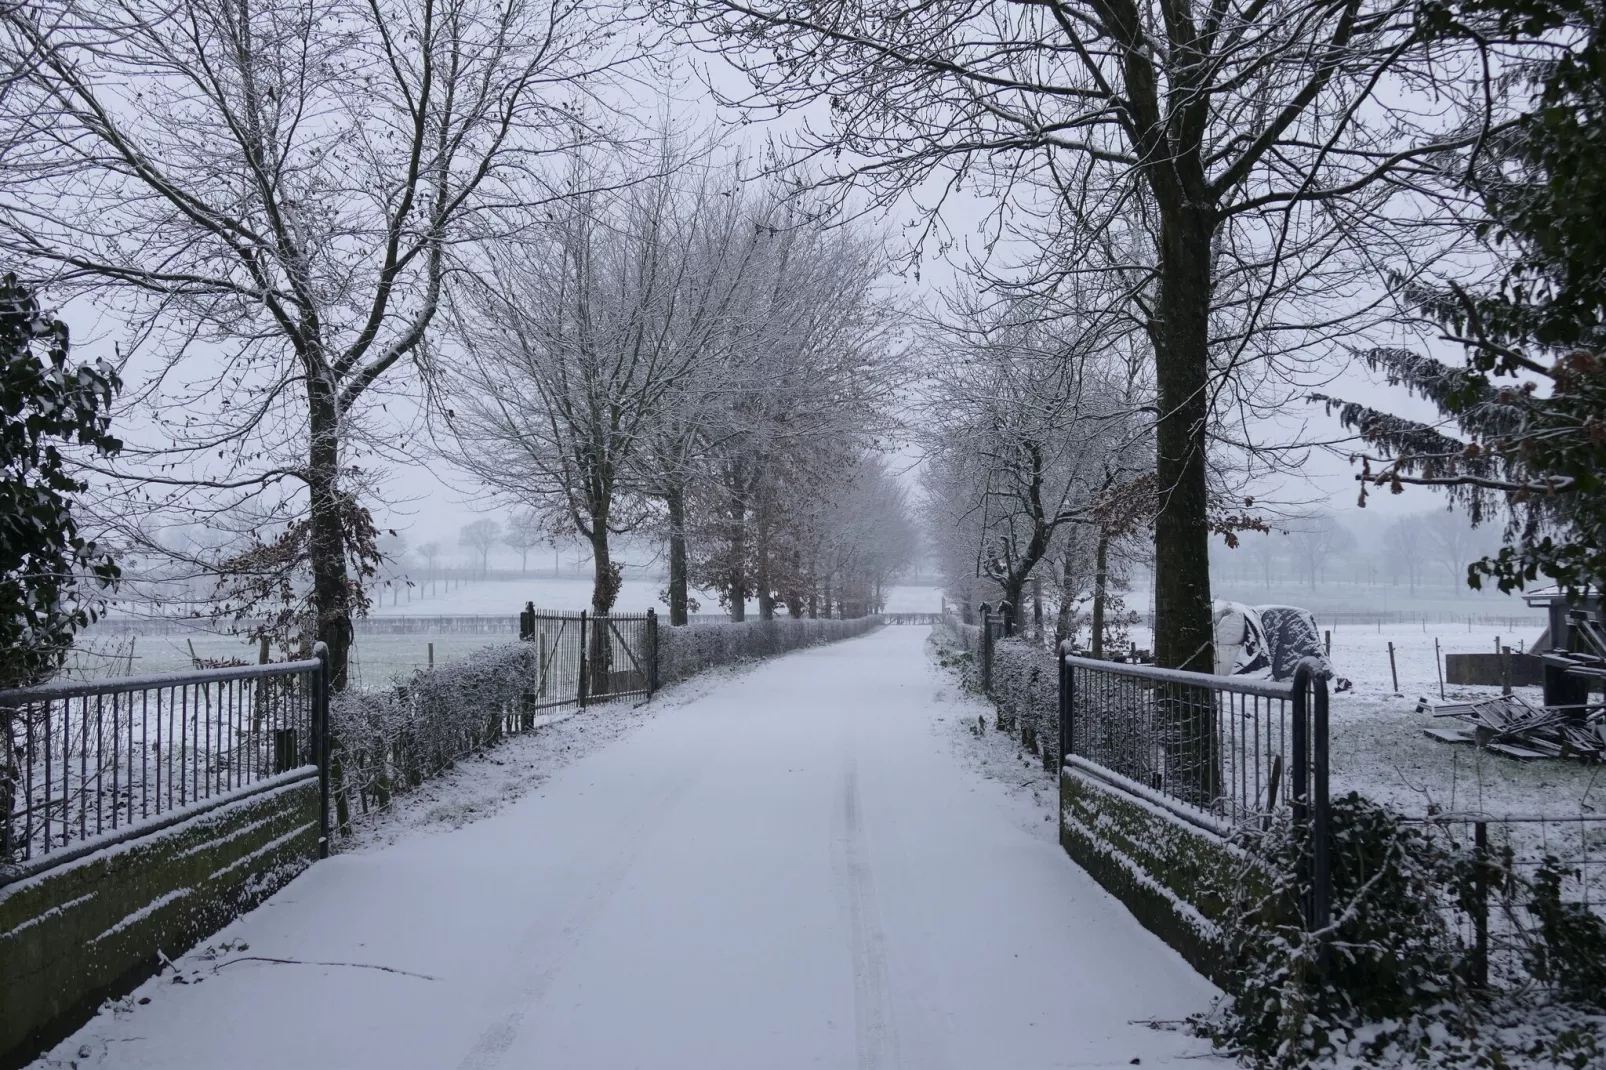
[1320,622,1600,817]
[34,626,1227,1070]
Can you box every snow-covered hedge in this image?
[330,642,541,823]
[933,613,982,657]
[931,615,1059,762]
[656,615,882,685]
[989,639,1060,760]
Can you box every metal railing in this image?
[2,646,331,874]
[1060,651,1332,938]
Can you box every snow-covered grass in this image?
[362,577,944,617]
[73,581,945,684]
[1321,623,1601,817]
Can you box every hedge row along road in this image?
[32,627,1228,1070]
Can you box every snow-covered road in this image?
[37,627,1229,1070]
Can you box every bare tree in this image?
[0,0,631,686]
[919,294,1151,633]
[1286,512,1357,591]
[503,510,544,574]
[445,142,759,616]
[459,519,501,578]
[1382,515,1427,593]
[665,0,1489,676]
[1420,509,1499,592]
[417,540,442,597]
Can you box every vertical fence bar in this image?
[647,609,659,696]
[1311,670,1331,972]
[577,611,589,709]
[1058,647,1071,775]
[1473,820,1489,988]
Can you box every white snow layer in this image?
[32,626,1228,1070]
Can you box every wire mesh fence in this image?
[1402,812,1606,992]
[2,656,325,867]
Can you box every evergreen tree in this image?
[1,275,121,689]
[1320,0,1606,596]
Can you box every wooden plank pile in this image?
[1423,694,1606,760]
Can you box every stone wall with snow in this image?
[0,776,318,1065]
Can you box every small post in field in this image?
[1387,641,1400,694]
[1435,638,1445,701]
[428,642,434,669]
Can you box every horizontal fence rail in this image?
[2,651,330,871]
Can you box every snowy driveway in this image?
[38,627,1230,1070]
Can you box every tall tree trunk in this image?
[1152,206,1216,674]
[588,526,616,615]
[756,492,774,621]
[587,524,616,697]
[1002,573,1025,637]
[727,491,746,622]
[1152,204,1218,803]
[307,382,352,691]
[1031,576,1043,641]
[666,486,689,626]
[1092,532,1110,658]
[1055,553,1075,646]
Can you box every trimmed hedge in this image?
[989,638,1060,758]
[657,615,883,684]
[931,617,1059,763]
[330,642,544,820]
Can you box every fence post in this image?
[1058,643,1071,774]
[313,641,331,861]
[1,704,12,863]
[1312,670,1331,972]
[981,614,994,693]
[1472,821,1489,988]
[1291,660,1332,971]
[647,609,659,697]
[1291,662,1310,909]
[577,610,589,709]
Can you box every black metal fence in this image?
[2,646,331,873]
[517,605,657,709]
[1060,652,1332,934]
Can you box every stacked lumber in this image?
[1422,693,1606,760]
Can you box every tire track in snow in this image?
[452,767,697,1070]
[838,755,901,1070]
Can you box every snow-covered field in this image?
[70,582,947,684]
[365,578,945,617]
[1319,622,1599,817]
[32,626,1227,1070]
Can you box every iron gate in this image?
[517,605,658,710]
